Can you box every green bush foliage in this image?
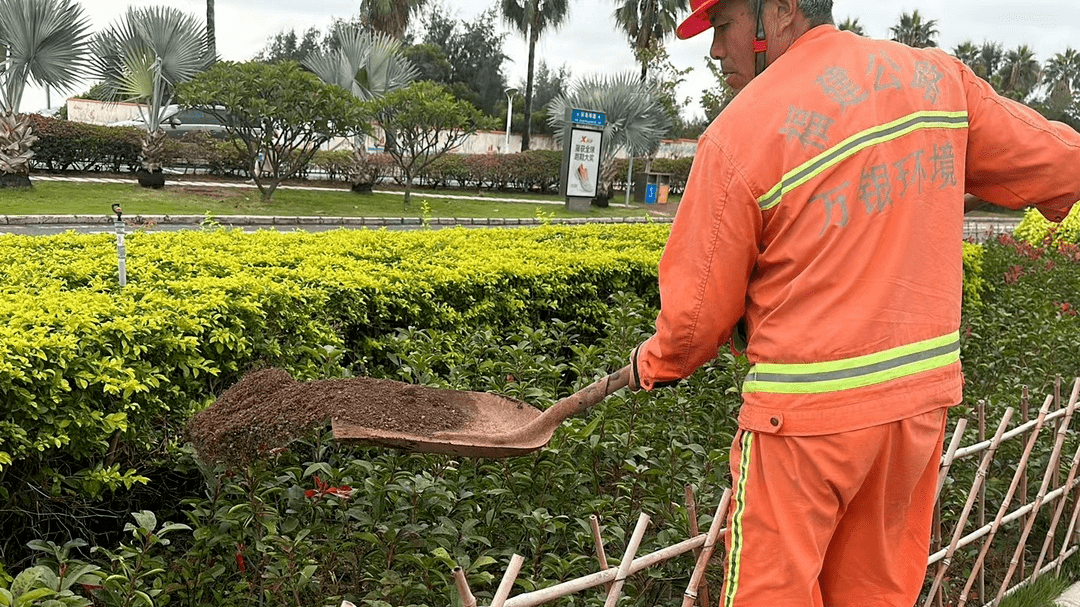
[421,150,562,192]
[1013,204,1080,246]
[27,115,142,173]
[4,224,1074,607]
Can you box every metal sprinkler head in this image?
[111,203,123,221]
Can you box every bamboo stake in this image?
[603,513,650,607]
[504,533,712,607]
[977,400,987,605]
[682,489,731,607]
[1021,385,1030,581]
[590,515,612,592]
[491,554,525,607]
[922,407,1014,607]
[1030,379,1080,576]
[1056,490,1080,575]
[453,566,478,607]
[994,387,1078,604]
[684,485,710,607]
[936,418,968,501]
[1033,442,1080,576]
[954,397,1052,607]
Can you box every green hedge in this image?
[27,115,142,173]
[0,226,667,479]
[1013,204,1080,246]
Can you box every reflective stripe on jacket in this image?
[636,26,1080,436]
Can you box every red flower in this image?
[306,475,354,500]
[236,541,246,573]
[1004,265,1025,284]
[1055,302,1077,317]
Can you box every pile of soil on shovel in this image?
[188,368,472,467]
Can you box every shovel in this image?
[333,365,631,457]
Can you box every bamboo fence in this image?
[450,377,1080,607]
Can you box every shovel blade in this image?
[332,390,547,457]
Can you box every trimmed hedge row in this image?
[0,225,668,482]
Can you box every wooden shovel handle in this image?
[540,365,631,425]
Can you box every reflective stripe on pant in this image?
[722,407,948,607]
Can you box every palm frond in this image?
[0,0,89,111]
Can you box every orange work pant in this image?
[720,407,948,607]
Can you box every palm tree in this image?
[837,17,865,36]
[304,26,419,191]
[502,0,570,151]
[0,0,90,187]
[1044,48,1080,94]
[997,44,1041,102]
[206,0,216,60]
[358,0,429,39]
[612,0,688,81]
[547,71,670,202]
[304,27,418,101]
[89,6,210,187]
[889,10,938,49]
[952,41,979,68]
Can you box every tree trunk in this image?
[522,24,537,151]
[206,0,217,59]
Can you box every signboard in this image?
[565,127,601,198]
[570,109,607,128]
[561,108,607,211]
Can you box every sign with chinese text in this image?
[565,127,601,198]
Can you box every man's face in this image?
[708,0,758,92]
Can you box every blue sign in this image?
[571,109,606,127]
[645,183,659,204]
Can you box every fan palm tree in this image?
[303,27,418,101]
[612,0,688,81]
[0,0,90,187]
[547,71,670,202]
[997,44,1041,102]
[89,6,210,186]
[358,0,429,39]
[837,17,865,36]
[304,26,419,191]
[889,10,938,49]
[502,0,570,151]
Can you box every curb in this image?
[0,214,674,228]
[1059,581,1080,607]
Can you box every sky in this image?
[18,0,1080,121]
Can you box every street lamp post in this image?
[504,88,517,153]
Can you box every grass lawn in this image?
[0,177,680,220]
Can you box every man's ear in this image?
[772,0,799,29]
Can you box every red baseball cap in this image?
[676,0,721,39]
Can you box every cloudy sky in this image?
[19,0,1080,121]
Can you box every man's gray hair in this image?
[798,0,834,25]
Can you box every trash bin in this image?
[645,183,659,204]
[634,171,673,203]
[658,184,670,205]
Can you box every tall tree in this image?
[998,44,1041,102]
[176,61,370,201]
[358,0,429,39]
[612,0,688,81]
[0,0,90,186]
[1044,48,1080,94]
[952,41,979,68]
[206,0,216,60]
[889,10,938,49]
[89,6,210,186]
[837,17,864,36]
[255,27,323,63]
[502,0,570,150]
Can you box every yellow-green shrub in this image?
[1013,203,1080,246]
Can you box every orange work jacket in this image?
[636,26,1080,436]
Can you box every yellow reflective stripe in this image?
[722,431,753,607]
[758,110,969,211]
[742,331,960,395]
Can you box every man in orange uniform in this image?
[627,0,1080,604]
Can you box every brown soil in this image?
[188,368,471,467]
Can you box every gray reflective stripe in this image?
[758,111,969,211]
